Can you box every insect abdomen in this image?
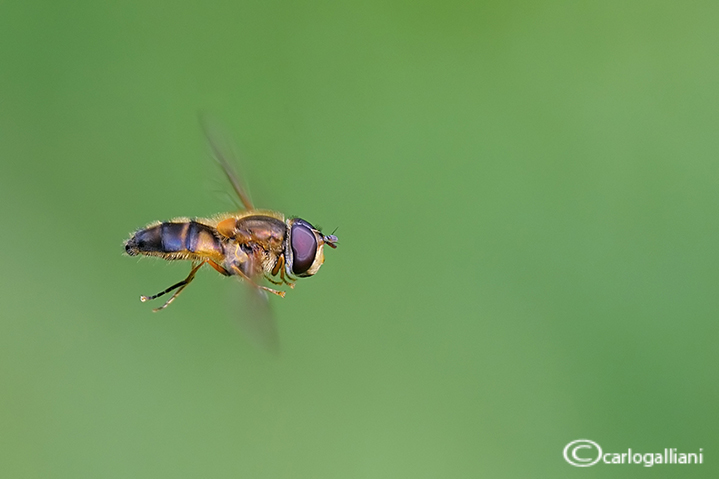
[125,220,224,261]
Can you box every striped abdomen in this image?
[125,220,225,263]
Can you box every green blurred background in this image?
[1,0,717,477]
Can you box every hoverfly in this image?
[124,120,338,315]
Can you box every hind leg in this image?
[140,261,204,311]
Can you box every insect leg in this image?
[229,264,286,298]
[264,274,283,285]
[271,256,295,289]
[207,259,230,276]
[279,263,296,289]
[140,261,204,311]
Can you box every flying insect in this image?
[124,121,338,313]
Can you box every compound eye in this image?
[291,222,318,275]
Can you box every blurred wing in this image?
[229,251,280,353]
[223,276,279,354]
[241,285,280,354]
[200,115,255,211]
